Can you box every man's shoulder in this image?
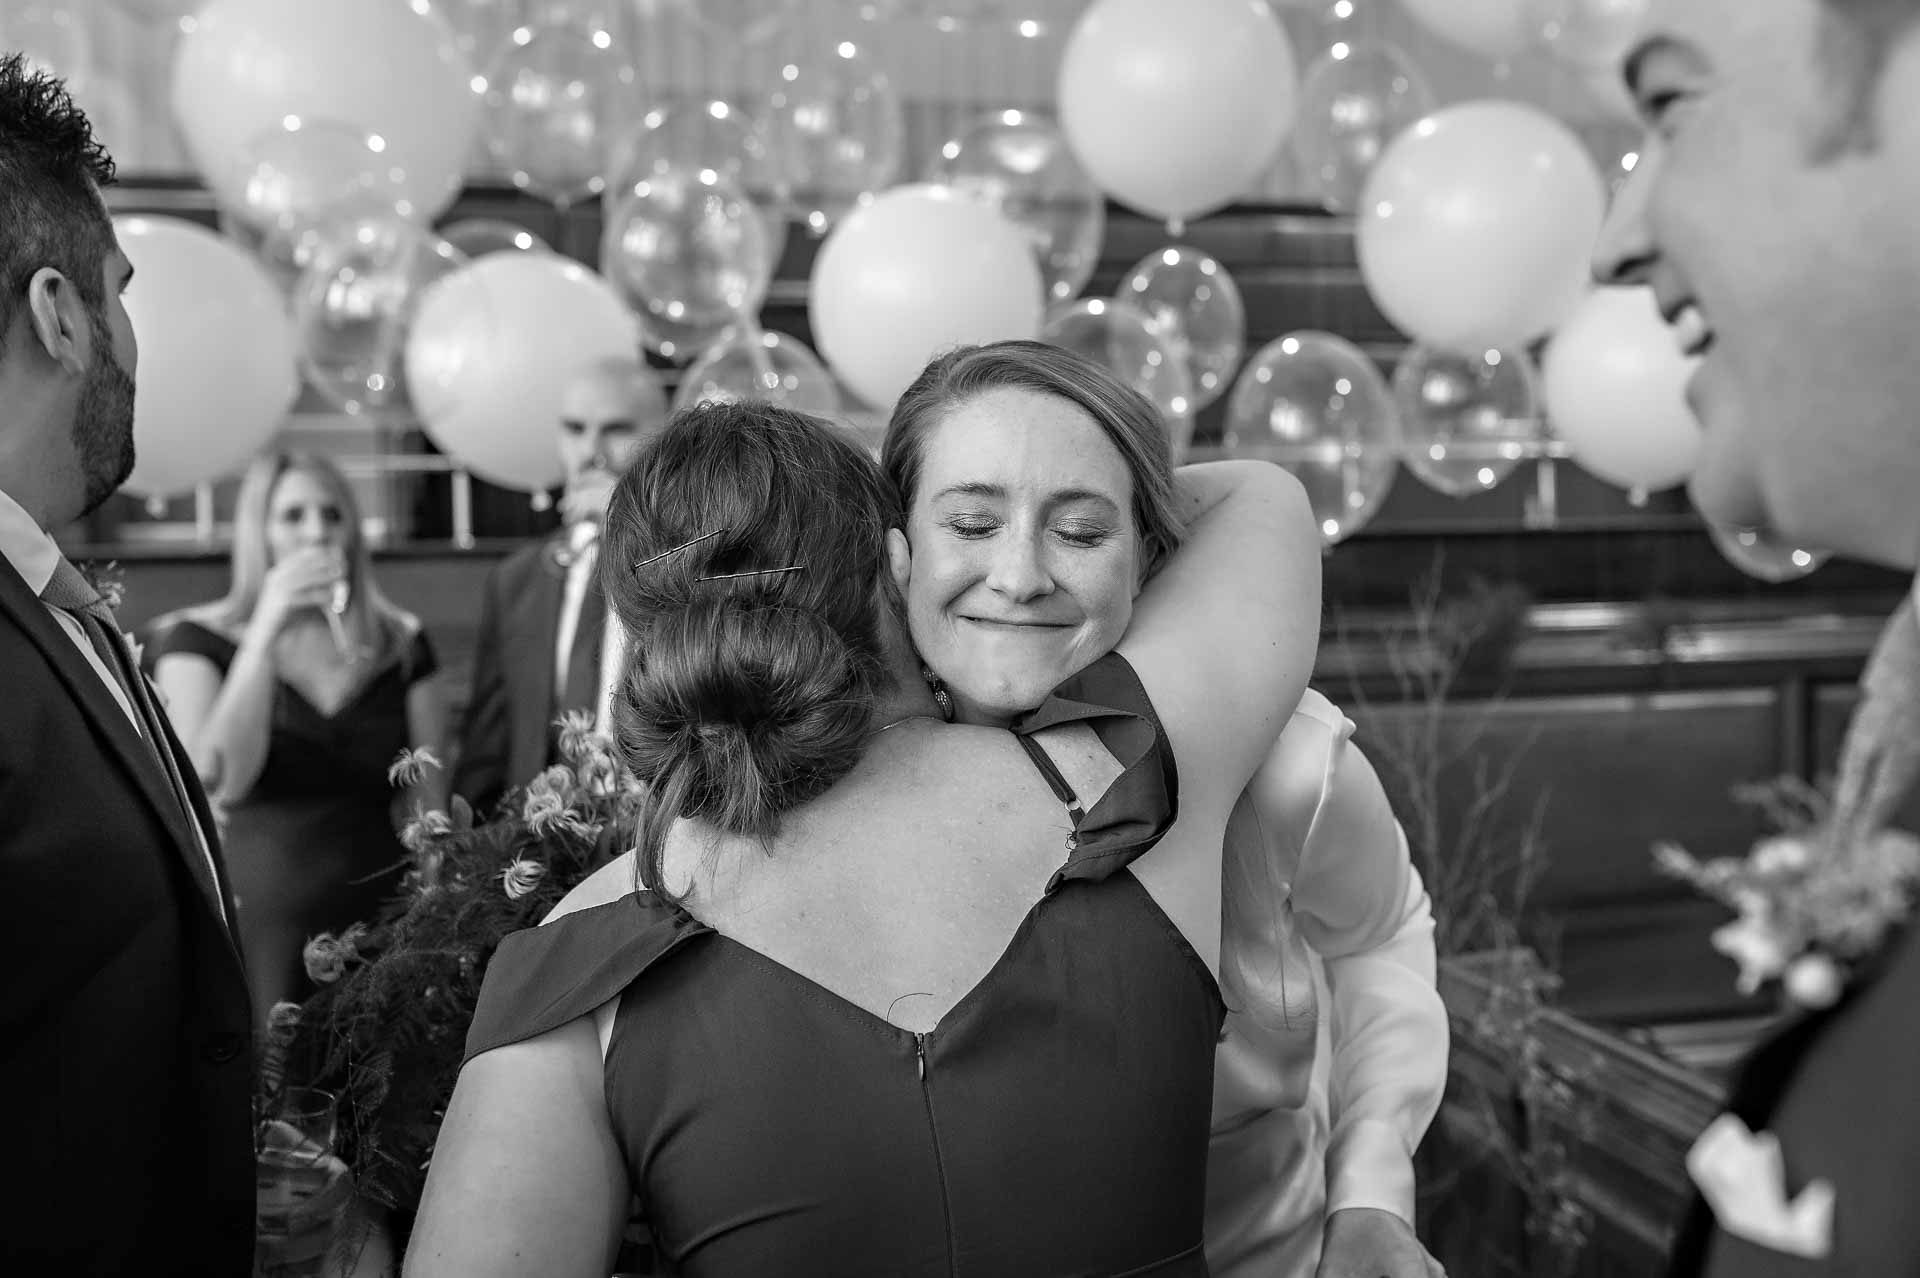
[489,537,562,586]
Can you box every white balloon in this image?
[1541,287,1702,493]
[114,216,299,498]
[809,184,1043,411]
[171,0,480,228]
[405,254,640,491]
[1058,0,1298,226]
[1357,100,1605,355]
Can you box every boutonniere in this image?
[1657,778,1920,1010]
[1686,1113,1835,1259]
[78,559,126,612]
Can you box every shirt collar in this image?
[0,485,60,596]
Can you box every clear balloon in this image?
[755,27,906,232]
[672,325,841,417]
[1532,0,1650,75]
[293,218,470,418]
[435,0,519,68]
[484,20,638,208]
[1707,524,1829,584]
[228,117,417,239]
[1041,299,1198,462]
[108,0,200,24]
[810,184,1043,410]
[1393,345,1541,498]
[1058,0,1298,226]
[1115,245,1244,412]
[1292,43,1436,215]
[1395,0,1534,62]
[1358,100,1605,355]
[927,110,1105,306]
[406,254,641,492]
[113,216,300,498]
[605,99,791,269]
[601,168,775,361]
[1223,331,1401,545]
[440,218,552,258]
[7,4,91,90]
[1540,286,1702,493]
[172,0,479,228]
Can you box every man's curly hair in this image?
[0,51,118,360]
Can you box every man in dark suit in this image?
[1596,2,1920,1272]
[453,355,666,812]
[0,55,255,1273]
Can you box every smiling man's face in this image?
[1593,0,1920,568]
[894,386,1143,727]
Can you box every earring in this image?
[922,666,954,722]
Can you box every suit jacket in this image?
[1667,920,1920,1276]
[0,557,255,1275]
[452,534,606,815]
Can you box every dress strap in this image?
[1014,732,1087,843]
[1011,652,1179,891]
[463,891,711,1066]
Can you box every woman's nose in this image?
[985,533,1053,600]
[1593,145,1659,287]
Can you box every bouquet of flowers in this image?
[1656,778,1920,1011]
[271,712,643,1214]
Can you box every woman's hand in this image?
[253,546,346,638]
[1316,1207,1445,1278]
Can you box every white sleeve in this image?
[1274,694,1448,1223]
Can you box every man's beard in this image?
[73,310,136,519]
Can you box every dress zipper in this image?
[915,1031,928,1081]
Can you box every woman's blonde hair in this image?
[207,451,410,662]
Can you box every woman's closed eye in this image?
[942,514,1000,539]
[1053,522,1114,548]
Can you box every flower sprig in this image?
[279,710,645,1212]
[1657,777,1920,1009]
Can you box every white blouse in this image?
[1204,688,1448,1278]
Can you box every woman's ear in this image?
[886,527,912,594]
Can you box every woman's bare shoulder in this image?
[541,851,639,925]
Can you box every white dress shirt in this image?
[1206,688,1448,1278]
[553,520,599,697]
[0,485,140,729]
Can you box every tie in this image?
[42,557,228,925]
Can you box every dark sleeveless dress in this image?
[464,654,1224,1277]
[144,616,436,1013]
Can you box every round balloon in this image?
[672,324,840,416]
[114,216,299,498]
[604,98,791,267]
[229,116,410,237]
[171,0,479,227]
[1114,245,1245,411]
[1707,523,1829,584]
[755,28,906,232]
[484,19,636,208]
[1395,0,1534,61]
[293,217,468,418]
[405,254,640,491]
[1393,344,1541,497]
[601,168,775,361]
[1042,298,1198,462]
[927,109,1105,305]
[440,218,550,258]
[1059,0,1298,227]
[1292,43,1436,215]
[1223,331,1401,545]
[809,184,1044,410]
[1358,100,1605,355]
[10,5,92,92]
[1540,286,1702,493]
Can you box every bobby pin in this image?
[697,565,807,582]
[632,528,725,570]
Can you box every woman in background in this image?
[148,451,448,1024]
[882,341,1448,1278]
